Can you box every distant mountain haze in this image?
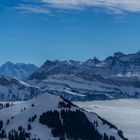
[0,61,38,80]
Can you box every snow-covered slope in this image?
[0,61,38,80]
[0,93,127,140]
[28,74,140,101]
[0,75,41,101]
[75,99,140,140]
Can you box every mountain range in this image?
[27,51,140,101]
[0,51,140,139]
[28,51,140,81]
[0,51,140,101]
[0,61,38,80]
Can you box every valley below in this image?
[75,99,140,140]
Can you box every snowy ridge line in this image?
[0,93,127,140]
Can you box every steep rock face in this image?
[0,93,127,140]
[0,61,38,80]
[84,57,101,67]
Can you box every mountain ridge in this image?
[0,61,38,80]
[27,51,140,101]
[0,92,127,140]
[29,50,140,79]
[0,75,41,101]
[0,51,140,101]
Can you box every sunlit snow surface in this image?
[75,99,140,140]
[0,93,123,140]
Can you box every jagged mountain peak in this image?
[93,56,101,63]
[136,50,140,54]
[3,61,14,65]
[0,61,38,80]
[114,51,126,58]
[27,50,140,102]
[85,57,101,65]
[29,50,140,82]
[41,60,68,69]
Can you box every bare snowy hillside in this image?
[27,74,140,101]
[0,93,127,140]
[0,75,41,101]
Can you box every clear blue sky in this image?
[1,0,140,66]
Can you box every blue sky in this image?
[1,0,140,66]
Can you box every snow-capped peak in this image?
[0,61,38,80]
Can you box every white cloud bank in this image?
[41,0,140,11]
[16,0,140,14]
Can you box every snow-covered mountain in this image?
[27,51,140,101]
[0,75,41,101]
[28,73,140,101]
[0,51,138,101]
[29,51,140,80]
[0,93,127,140]
[0,61,38,80]
[84,51,140,78]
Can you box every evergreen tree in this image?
[28,124,32,130]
